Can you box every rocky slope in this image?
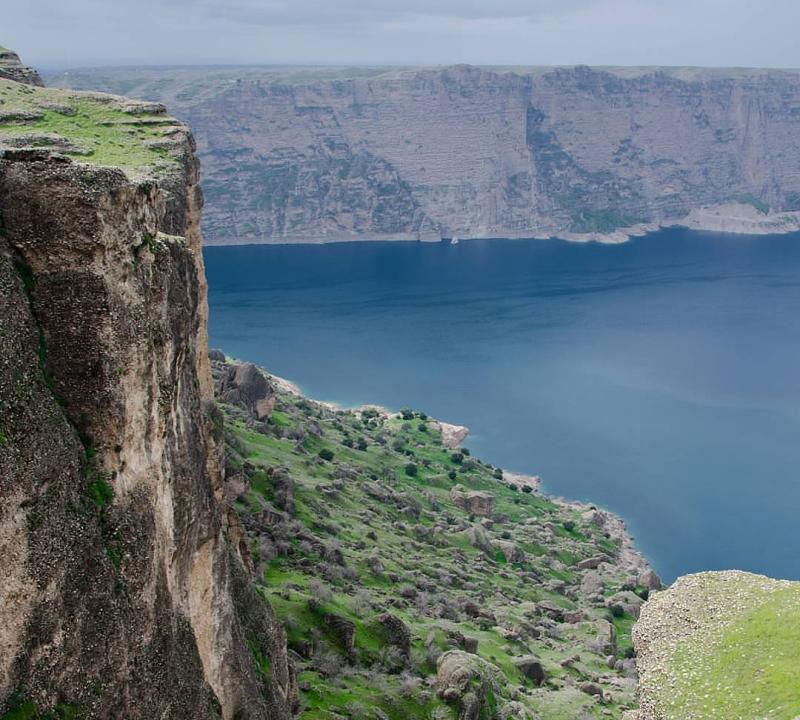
[49,64,800,244]
[0,53,294,719]
[212,353,661,720]
[632,572,800,720]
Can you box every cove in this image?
[205,228,800,583]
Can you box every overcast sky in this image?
[7,0,800,69]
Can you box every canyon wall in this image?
[0,55,293,719]
[50,64,800,244]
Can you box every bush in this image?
[404,463,418,477]
[342,437,354,448]
[318,448,334,462]
[450,452,463,464]
[563,520,575,531]
[609,603,625,618]
[493,468,503,480]
[522,485,533,494]
[356,437,368,451]
[448,470,457,481]
[418,422,427,433]
[400,408,415,420]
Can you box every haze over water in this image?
[205,229,800,583]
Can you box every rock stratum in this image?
[48,63,800,244]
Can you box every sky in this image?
[7,0,800,69]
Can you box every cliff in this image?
[0,55,294,719]
[48,64,800,244]
[631,572,800,719]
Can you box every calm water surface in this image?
[205,229,800,583]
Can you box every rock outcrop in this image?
[0,46,43,86]
[0,51,292,720]
[49,63,800,243]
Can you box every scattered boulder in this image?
[512,655,547,686]
[638,569,663,591]
[575,554,611,570]
[217,362,275,420]
[377,613,411,659]
[580,681,604,699]
[436,650,505,720]
[321,612,357,661]
[450,485,495,517]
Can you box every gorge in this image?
[2,46,800,720]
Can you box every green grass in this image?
[0,79,182,173]
[217,367,646,718]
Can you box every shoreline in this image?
[204,203,800,248]
[232,355,660,586]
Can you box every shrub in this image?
[609,603,625,618]
[342,437,354,448]
[318,448,334,462]
[448,470,457,481]
[418,422,427,433]
[563,520,575,531]
[400,408,415,420]
[450,452,464,464]
[404,463,418,477]
[493,467,503,480]
[356,437,368,451]
[522,485,533,494]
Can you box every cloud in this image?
[5,0,800,69]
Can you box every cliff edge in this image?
[632,571,800,720]
[0,51,293,719]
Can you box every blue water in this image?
[205,229,800,583]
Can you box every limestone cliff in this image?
[0,53,293,719]
[48,63,800,244]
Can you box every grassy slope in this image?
[636,572,800,720]
[0,78,183,173]
[218,362,648,719]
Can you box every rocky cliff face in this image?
[49,64,800,243]
[0,54,293,719]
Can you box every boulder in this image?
[638,568,663,591]
[450,485,495,517]
[436,650,505,720]
[322,612,357,661]
[580,682,604,699]
[208,347,226,362]
[575,554,611,570]
[217,362,275,420]
[377,613,411,659]
[512,655,547,686]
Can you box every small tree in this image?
[319,448,334,462]
[405,463,418,477]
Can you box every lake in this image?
[205,228,800,583]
